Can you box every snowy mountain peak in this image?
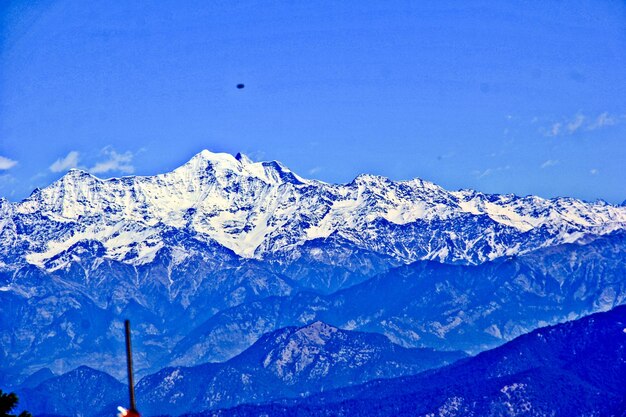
[352,173,389,184]
[177,149,241,174]
[57,168,97,184]
[2,149,626,270]
[174,149,305,186]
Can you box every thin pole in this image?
[124,320,137,411]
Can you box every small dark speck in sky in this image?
[236,83,245,89]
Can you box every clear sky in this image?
[1,0,625,203]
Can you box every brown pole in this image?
[124,320,137,412]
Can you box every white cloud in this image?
[475,168,493,179]
[246,150,266,162]
[590,168,599,175]
[566,114,585,134]
[544,111,621,136]
[473,165,510,179]
[50,151,80,172]
[548,122,561,137]
[587,112,616,130]
[89,148,135,175]
[0,174,15,185]
[0,156,18,170]
[540,159,559,169]
[308,166,322,175]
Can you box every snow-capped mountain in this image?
[3,150,624,275]
[1,150,625,383]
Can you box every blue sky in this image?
[1,0,625,203]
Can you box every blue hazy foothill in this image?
[12,306,626,417]
[184,305,626,417]
[15,323,466,417]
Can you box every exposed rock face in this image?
[186,305,626,417]
[134,322,466,416]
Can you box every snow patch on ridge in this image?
[5,149,626,270]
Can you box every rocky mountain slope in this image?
[14,323,465,417]
[1,150,624,381]
[135,322,465,416]
[168,231,626,365]
[190,305,626,417]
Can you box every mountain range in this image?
[1,150,625,404]
[188,305,626,417]
[168,230,626,367]
[4,150,624,272]
[15,305,626,417]
[15,322,465,417]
